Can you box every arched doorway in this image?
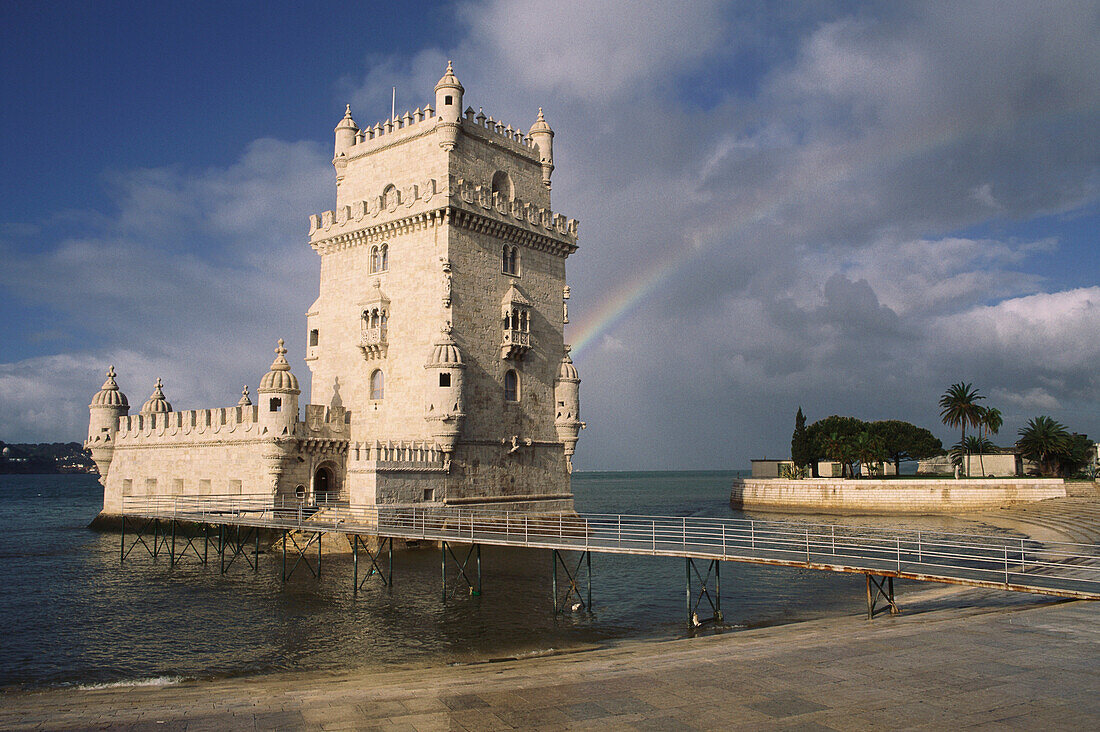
[313,465,334,503]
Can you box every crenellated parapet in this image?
[309,177,447,243]
[308,173,578,257]
[115,405,263,443]
[347,440,448,473]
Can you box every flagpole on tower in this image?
[391,87,396,122]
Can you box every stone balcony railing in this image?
[501,329,531,360]
[360,327,387,359]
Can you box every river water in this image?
[0,471,966,689]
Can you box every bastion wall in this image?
[731,477,1067,514]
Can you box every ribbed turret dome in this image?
[558,348,580,380]
[335,104,358,131]
[258,339,300,393]
[140,377,172,414]
[435,60,464,93]
[90,366,129,408]
[426,326,465,367]
[529,107,553,135]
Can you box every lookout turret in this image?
[529,107,554,188]
[85,366,129,483]
[334,104,359,156]
[434,61,464,149]
[257,339,300,436]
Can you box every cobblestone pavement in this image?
[2,595,1097,731]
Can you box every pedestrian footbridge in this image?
[118,495,1100,625]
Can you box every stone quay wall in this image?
[730,477,1066,514]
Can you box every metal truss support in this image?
[686,558,722,628]
[353,535,393,591]
[120,515,164,561]
[866,573,899,619]
[551,549,592,614]
[218,524,261,574]
[441,541,481,601]
[281,530,323,581]
[169,521,209,567]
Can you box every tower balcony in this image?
[501,329,531,360]
[360,326,387,359]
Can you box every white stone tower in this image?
[305,63,582,510]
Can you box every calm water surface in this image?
[1,472,948,689]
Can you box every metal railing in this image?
[120,495,1100,600]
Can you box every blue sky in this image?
[2,1,1098,469]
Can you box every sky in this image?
[1,1,1098,469]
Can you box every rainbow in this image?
[565,101,1093,360]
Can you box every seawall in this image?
[730,477,1066,514]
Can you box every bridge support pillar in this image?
[281,530,323,581]
[686,558,722,628]
[551,549,592,614]
[866,574,899,619]
[353,535,393,591]
[441,541,481,601]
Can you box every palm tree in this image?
[1017,416,1070,477]
[853,430,886,478]
[939,383,985,476]
[974,407,1003,476]
[820,431,855,478]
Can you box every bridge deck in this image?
[121,496,1100,601]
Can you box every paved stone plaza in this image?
[3,589,1097,730]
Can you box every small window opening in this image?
[309,329,319,346]
[423,488,435,501]
[370,370,384,400]
[445,95,453,105]
[439,372,451,387]
[270,397,282,412]
[504,369,519,402]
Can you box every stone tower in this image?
[305,63,582,510]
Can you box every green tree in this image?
[939,383,985,477]
[1061,434,1096,477]
[791,407,814,471]
[1016,416,1070,477]
[809,416,866,478]
[951,435,995,476]
[870,420,944,475]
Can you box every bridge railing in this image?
[120,496,1100,598]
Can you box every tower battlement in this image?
[307,173,578,249]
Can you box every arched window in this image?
[370,369,384,400]
[502,245,511,274]
[370,245,380,273]
[491,170,513,201]
[504,369,519,402]
[509,247,519,275]
[379,243,388,271]
[379,311,388,339]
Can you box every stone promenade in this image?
[2,593,1097,731]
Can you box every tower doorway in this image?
[313,464,334,502]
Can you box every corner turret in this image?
[529,107,554,188]
[554,347,584,473]
[424,325,466,469]
[257,339,301,437]
[85,366,130,483]
[334,104,359,155]
[435,61,464,150]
